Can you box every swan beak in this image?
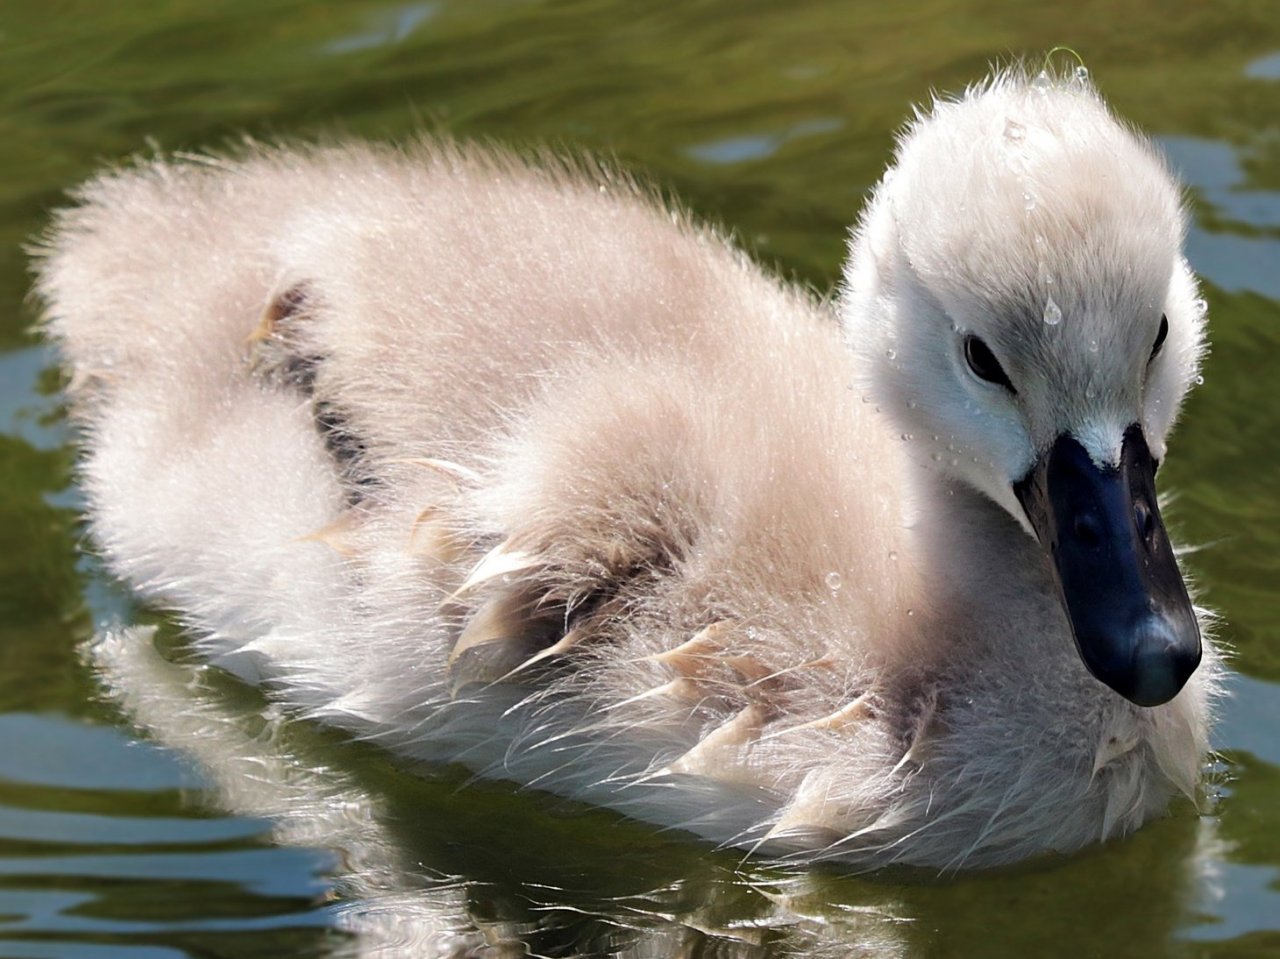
[1013,426,1201,707]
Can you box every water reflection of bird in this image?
[90,626,914,958]
[93,625,1222,959]
[38,67,1221,870]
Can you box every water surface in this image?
[1,2,1278,956]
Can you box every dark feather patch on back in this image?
[249,283,378,504]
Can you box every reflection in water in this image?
[91,628,910,957]
[685,117,844,164]
[91,627,1234,958]
[323,3,440,56]
[1245,52,1280,80]
[1163,134,1280,301]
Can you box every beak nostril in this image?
[1134,501,1156,541]
[1073,513,1101,547]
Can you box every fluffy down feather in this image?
[35,67,1219,870]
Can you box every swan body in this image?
[37,69,1218,870]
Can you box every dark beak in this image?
[1013,425,1201,706]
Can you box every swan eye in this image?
[1150,314,1168,362]
[963,335,1016,392]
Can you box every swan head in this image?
[840,69,1207,707]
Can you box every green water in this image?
[1,2,1278,956]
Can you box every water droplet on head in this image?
[1023,191,1037,212]
[1043,295,1063,326]
[1003,118,1026,143]
[1195,374,1205,386]
[1193,298,1209,318]
[1032,70,1051,93]
[1088,338,1099,352]
[931,451,943,462]
[1074,65,1090,84]
[885,348,897,360]
[900,432,914,441]
[888,550,898,562]
[825,571,843,591]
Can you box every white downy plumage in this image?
[36,68,1220,871]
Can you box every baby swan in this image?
[37,68,1218,871]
